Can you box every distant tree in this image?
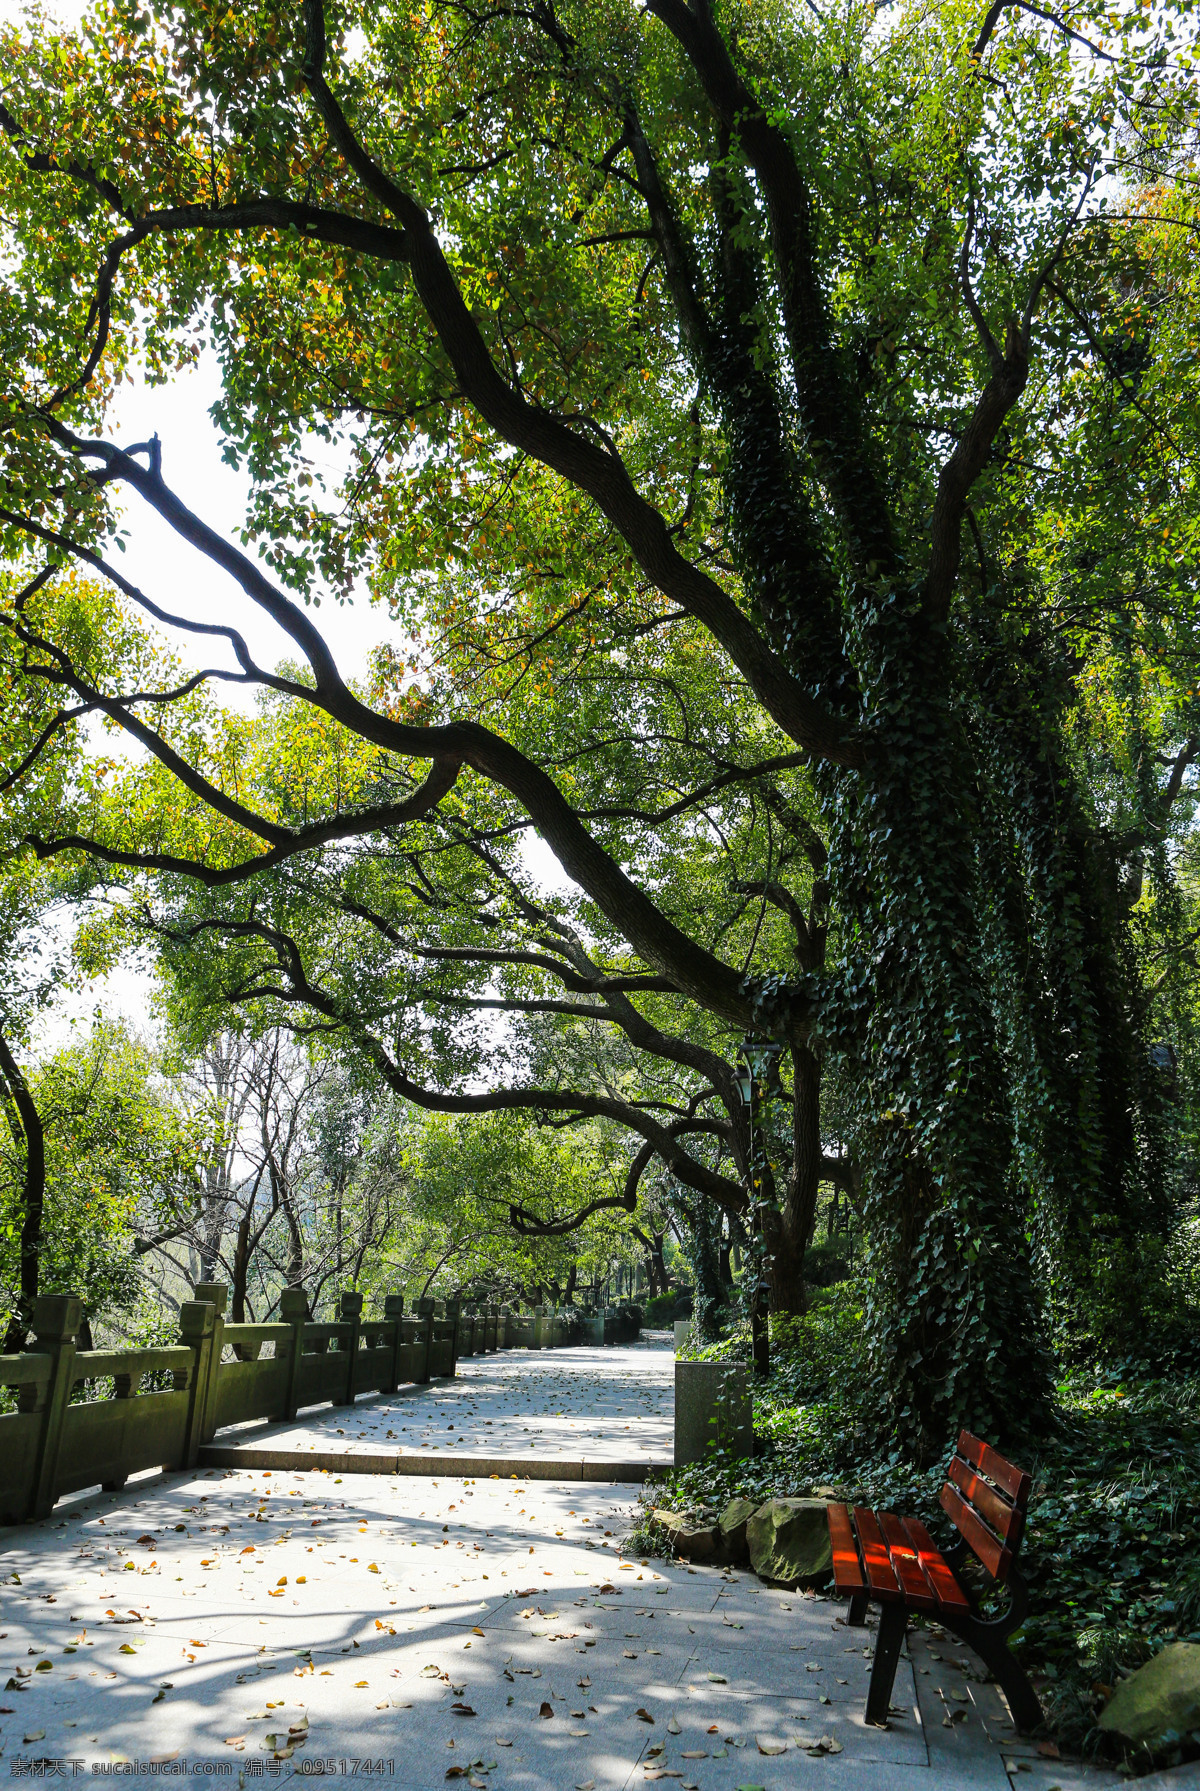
[0,1019,203,1347]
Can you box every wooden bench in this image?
[826,1430,1042,1732]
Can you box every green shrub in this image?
[644,1290,692,1324]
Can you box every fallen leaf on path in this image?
[538,1702,554,1719]
[22,1731,44,1744]
[756,1737,787,1754]
[667,1717,681,1734]
[451,1703,476,1716]
[635,1706,655,1723]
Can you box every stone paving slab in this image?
[199,1446,671,1481]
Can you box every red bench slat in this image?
[851,1506,903,1601]
[827,1501,866,1594]
[877,1510,937,1611]
[901,1516,971,1613]
[948,1455,1025,1547]
[957,1430,1032,1506]
[940,1480,1014,1582]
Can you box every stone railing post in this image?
[383,1295,405,1393]
[445,1298,461,1378]
[192,1282,228,1443]
[674,1359,753,1465]
[414,1297,436,1383]
[337,1292,363,1405]
[179,1300,218,1469]
[279,1288,309,1421]
[27,1294,81,1521]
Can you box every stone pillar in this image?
[445,1298,461,1379]
[414,1298,436,1383]
[279,1288,309,1420]
[179,1300,218,1468]
[674,1359,753,1465]
[192,1282,228,1444]
[27,1295,81,1520]
[383,1294,405,1391]
[337,1292,363,1405]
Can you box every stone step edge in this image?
[197,1443,672,1482]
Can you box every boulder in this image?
[746,1497,832,1587]
[652,1508,719,1561]
[717,1496,760,1564]
[1098,1643,1200,1751]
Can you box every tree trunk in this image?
[230,1208,252,1324]
[766,1044,822,1316]
[649,1231,668,1296]
[829,625,1050,1460]
[0,1034,46,1354]
[282,1192,304,1289]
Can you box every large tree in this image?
[2,0,1198,1453]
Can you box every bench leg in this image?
[864,1601,907,1726]
[940,1615,1044,1735]
[847,1593,869,1627]
[973,1635,1043,1735]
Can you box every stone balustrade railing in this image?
[0,1289,642,1526]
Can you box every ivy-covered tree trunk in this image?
[825,616,1056,1455]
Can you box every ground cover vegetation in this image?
[0,0,1198,1705]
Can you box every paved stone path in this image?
[211,1339,674,1475]
[0,1345,1139,1791]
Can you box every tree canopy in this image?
[2,0,1200,1455]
